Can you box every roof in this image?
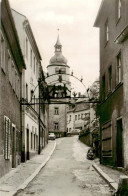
[55,35,62,46]
[12,9,42,60]
[76,97,89,103]
[94,0,105,27]
[67,108,75,113]
[48,35,68,66]
[1,0,26,71]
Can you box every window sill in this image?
[116,17,121,26]
[115,81,123,90]
[107,91,112,97]
[104,41,108,48]
[1,67,6,75]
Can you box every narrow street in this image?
[16,136,112,196]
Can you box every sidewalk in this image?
[92,159,128,191]
[0,141,56,196]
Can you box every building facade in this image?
[67,99,90,132]
[46,36,71,137]
[94,0,128,167]
[12,9,48,161]
[0,0,25,177]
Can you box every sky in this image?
[9,0,102,93]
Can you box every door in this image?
[12,126,16,168]
[26,128,29,160]
[116,119,123,167]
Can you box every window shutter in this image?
[4,117,10,160]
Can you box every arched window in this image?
[61,68,66,74]
[55,67,59,74]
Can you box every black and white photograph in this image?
[0,0,128,195]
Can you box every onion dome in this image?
[49,36,68,65]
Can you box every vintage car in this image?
[48,133,56,140]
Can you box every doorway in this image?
[26,128,29,160]
[116,118,123,167]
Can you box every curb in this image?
[92,164,118,191]
[9,141,56,196]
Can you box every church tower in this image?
[46,35,71,137]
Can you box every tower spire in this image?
[54,28,62,52]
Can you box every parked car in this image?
[72,129,81,135]
[67,129,81,136]
[48,133,56,140]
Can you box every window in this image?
[117,52,122,84]
[33,56,35,74]
[9,61,13,86]
[55,67,59,74]
[78,114,80,120]
[54,123,59,130]
[118,0,122,19]
[26,38,28,59]
[102,121,112,157]
[75,115,77,120]
[4,116,10,160]
[102,74,105,100]
[61,68,66,74]
[30,90,34,107]
[36,62,38,79]
[15,71,18,97]
[108,65,112,92]
[30,49,32,67]
[34,134,36,150]
[36,134,38,150]
[105,20,109,44]
[18,77,20,100]
[15,71,20,98]
[16,129,20,153]
[8,51,12,84]
[54,107,59,115]
[69,115,71,121]
[31,132,33,149]
[26,84,28,100]
[81,114,83,119]
[12,62,15,91]
[55,67,66,74]
[1,32,6,72]
[34,95,35,110]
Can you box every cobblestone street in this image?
[16,136,113,196]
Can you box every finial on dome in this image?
[55,35,62,46]
[55,29,62,52]
[55,29,62,47]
